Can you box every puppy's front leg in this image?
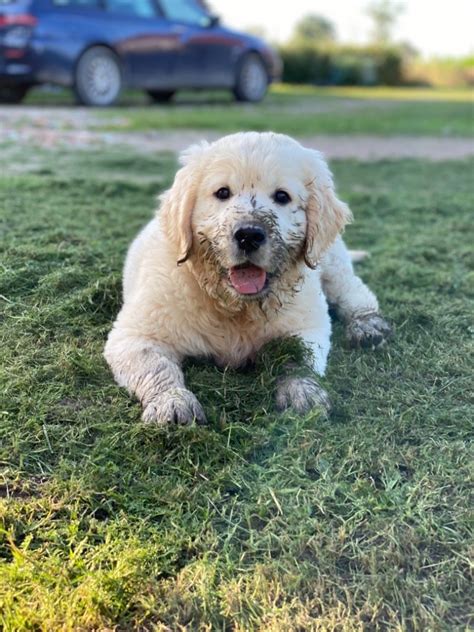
[104,329,206,426]
[275,327,332,416]
[321,236,392,348]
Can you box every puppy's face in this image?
[192,146,309,300]
[161,133,351,306]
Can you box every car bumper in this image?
[0,66,34,83]
[0,49,35,84]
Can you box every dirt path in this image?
[1,106,473,161]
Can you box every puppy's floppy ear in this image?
[159,142,209,265]
[303,149,352,269]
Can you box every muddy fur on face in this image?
[104,132,391,425]
[190,201,304,314]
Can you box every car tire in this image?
[0,85,30,104]
[74,46,122,107]
[147,90,175,103]
[233,53,268,103]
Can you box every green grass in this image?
[1,146,473,630]
[24,83,474,136]
[273,85,474,102]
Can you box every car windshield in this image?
[158,0,211,27]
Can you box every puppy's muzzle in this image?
[234,225,266,254]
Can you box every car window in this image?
[52,0,100,7]
[159,0,210,26]
[105,0,156,18]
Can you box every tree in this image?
[366,0,404,45]
[291,14,337,46]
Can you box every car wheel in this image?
[233,53,268,103]
[147,90,175,103]
[74,46,122,107]
[0,85,30,104]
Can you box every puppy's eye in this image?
[274,190,291,205]
[214,187,231,201]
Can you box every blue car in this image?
[0,0,281,105]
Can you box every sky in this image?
[209,0,473,58]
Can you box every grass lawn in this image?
[0,144,472,630]
[24,84,474,136]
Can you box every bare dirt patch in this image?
[1,105,473,160]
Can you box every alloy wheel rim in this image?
[241,59,267,101]
[84,56,120,104]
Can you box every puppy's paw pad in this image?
[142,388,207,426]
[276,376,331,415]
[347,313,392,349]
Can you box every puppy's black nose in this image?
[234,226,266,253]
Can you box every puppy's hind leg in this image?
[321,236,392,348]
[104,328,206,426]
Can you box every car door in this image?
[37,0,181,89]
[157,0,237,88]
[102,0,181,88]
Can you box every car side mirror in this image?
[207,14,220,28]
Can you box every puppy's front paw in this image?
[142,388,207,426]
[347,312,392,349]
[275,376,331,415]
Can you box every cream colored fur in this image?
[104,132,391,425]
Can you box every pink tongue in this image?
[229,265,267,294]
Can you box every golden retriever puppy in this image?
[105,132,391,424]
